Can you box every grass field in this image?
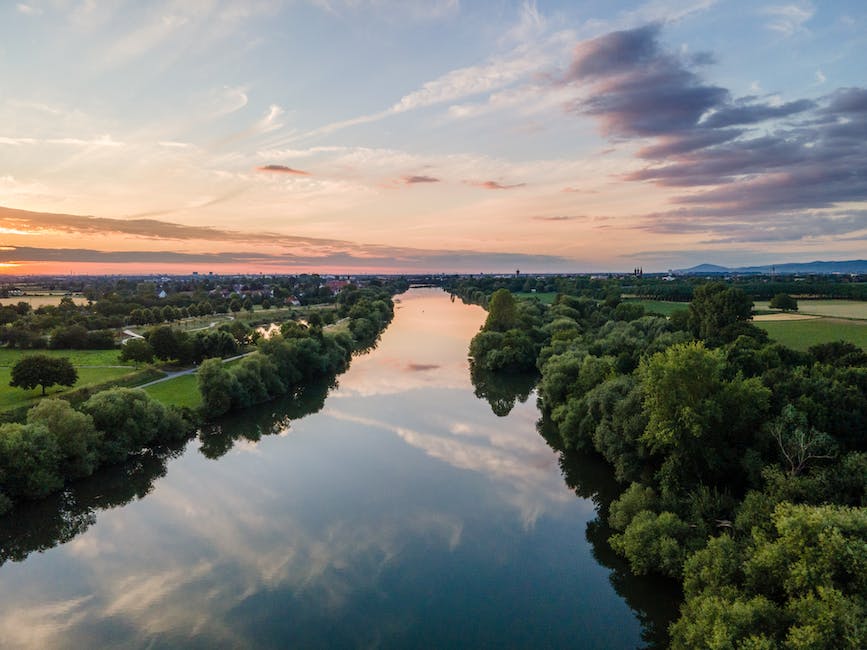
[0,366,144,411]
[756,318,867,351]
[0,348,124,366]
[514,292,558,305]
[753,299,867,320]
[626,299,690,316]
[144,374,202,410]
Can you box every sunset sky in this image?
[1,0,865,274]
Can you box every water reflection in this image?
[0,445,186,567]
[0,289,666,648]
[469,364,537,417]
[537,415,682,648]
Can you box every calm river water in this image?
[0,288,677,648]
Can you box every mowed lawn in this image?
[144,374,202,410]
[0,366,143,411]
[756,318,867,351]
[753,299,867,320]
[0,348,124,366]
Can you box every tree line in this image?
[454,280,867,648]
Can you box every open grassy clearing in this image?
[0,348,125,366]
[0,366,146,412]
[756,318,867,351]
[144,374,202,410]
[626,299,690,316]
[514,292,558,305]
[753,299,867,320]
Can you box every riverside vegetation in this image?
[448,278,867,649]
[0,283,403,515]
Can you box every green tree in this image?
[769,293,798,312]
[484,288,518,332]
[0,422,63,499]
[9,354,78,395]
[688,282,753,342]
[119,338,154,365]
[672,504,867,649]
[26,398,100,479]
[197,358,237,417]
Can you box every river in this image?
[0,288,677,648]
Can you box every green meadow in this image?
[144,374,202,410]
[756,318,867,351]
[753,299,867,320]
[0,366,148,412]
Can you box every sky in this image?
[0,0,865,274]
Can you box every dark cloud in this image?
[403,175,440,184]
[0,205,345,247]
[531,215,582,221]
[633,209,867,244]
[469,180,526,190]
[565,24,727,137]
[636,129,743,158]
[567,24,663,79]
[701,98,816,128]
[562,24,867,243]
[256,164,310,175]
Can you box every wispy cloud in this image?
[762,3,814,36]
[256,164,310,175]
[468,180,526,190]
[402,175,440,184]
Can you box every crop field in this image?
[0,295,89,307]
[144,374,202,410]
[753,299,867,320]
[756,318,867,351]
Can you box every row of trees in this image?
[459,281,867,647]
[198,286,397,419]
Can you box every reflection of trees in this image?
[0,442,185,567]
[198,379,334,460]
[469,364,537,417]
[0,379,336,566]
[539,415,681,649]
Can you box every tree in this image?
[687,282,753,342]
[147,326,181,361]
[769,293,798,312]
[769,405,835,476]
[26,398,100,479]
[119,338,154,365]
[10,354,78,395]
[484,289,518,332]
[197,358,237,417]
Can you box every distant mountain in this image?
[675,260,867,275]
[677,263,731,274]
